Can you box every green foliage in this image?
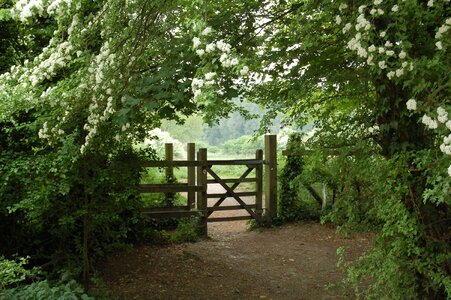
[223,135,264,155]
[279,133,321,221]
[170,218,200,243]
[1,279,93,300]
[0,256,35,288]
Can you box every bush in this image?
[170,218,199,243]
[1,279,93,300]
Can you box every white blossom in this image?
[204,72,216,80]
[342,23,352,33]
[395,68,404,77]
[339,3,348,10]
[435,25,449,39]
[196,49,205,57]
[192,37,201,49]
[427,0,434,7]
[205,43,216,53]
[437,107,447,116]
[374,0,382,5]
[240,66,249,76]
[399,51,406,59]
[216,40,231,53]
[448,165,451,177]
[335,15,342,25]
[436,41,443,50]
[406,99,417,110]
[202,27,213,36]
[378,61,387,69]
[422,114,438,129]
[368,45,376,52]
[438,114,448,123]
[380,31,386,38]
[358,5,366,14]
[446,120,451,130]
[387,71,395,79]
[391,5,399,12]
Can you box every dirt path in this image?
[101,184,372,299]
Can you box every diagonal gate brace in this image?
[206,167,258,220]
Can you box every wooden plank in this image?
[204,159,264,166]
[255,149,263,220]
[265,135,278,220]
[141,209,201,219]
[187,143,196,209]
[206,178,256,184]
[139,183,203,193]
[140,159,263,168]
[207,216,253,222]
[207,205,256,212]
[207,192,257,198]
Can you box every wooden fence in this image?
[139,135,278,236]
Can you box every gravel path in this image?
[101,184,373,299]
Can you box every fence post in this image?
[165,143,174,207]
[264,135,278,221]
[197,148,208,237]
[255,149,263,222]
[187,143,195,210]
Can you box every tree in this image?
[221,1,449,298]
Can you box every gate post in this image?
[264,135,278,221]
[187,143,195,209]
[255,149,263,221]
[165,143,174,207]
[197,148,208,237]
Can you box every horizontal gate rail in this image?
[139,183,204,193]
[207,191,257,198]
[208,216,253,222]
[206,178,256,184]
[141,207,201,219]
[207,204,257,212]
[141,159,264,168]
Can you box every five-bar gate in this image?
[139,135,278,236]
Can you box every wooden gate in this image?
[197,148,263,224]
[139,135,278,236]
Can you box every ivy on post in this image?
[264,134,278,221]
